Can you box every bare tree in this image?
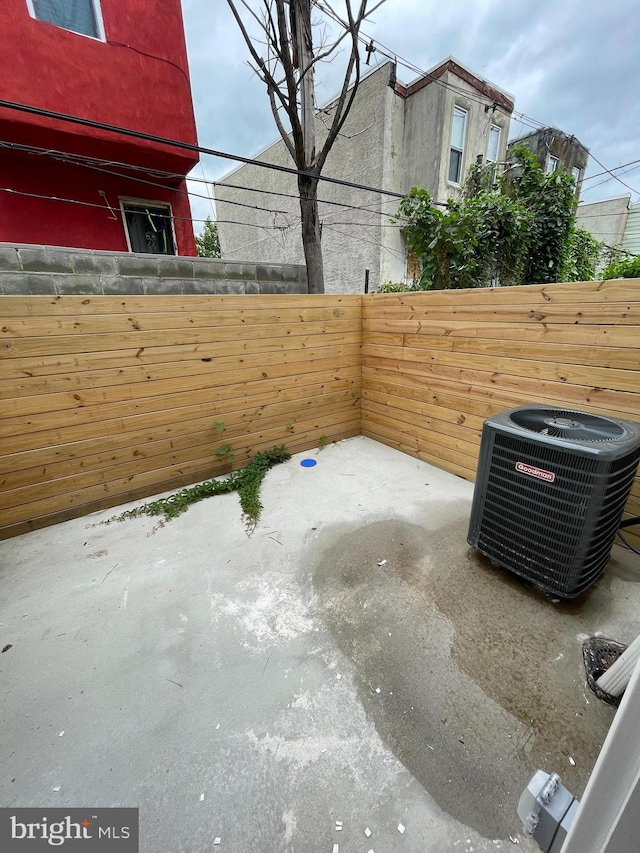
[225,0,385,293]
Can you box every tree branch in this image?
[315,0,368,172]
[226,0,302,163]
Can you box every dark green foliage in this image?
[397,145,592,290]
[106,446,291,532]
[376,281,412,293]
[503,146,576,285]
[562,227,603,282]
[602,253,640,280]
[195,216,221,258]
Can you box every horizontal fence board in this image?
[1,320,359,359]
[0,387,359,483]
[0,386,359,479]
[0,330,361,383]
[0,294,360,317]
[1,394,359,494]
[2,344,361,416]
[362,356,640,417]
[363,301,640,325]
[362,386,485,431]
[363,319,639,348]
[363,344,640,393]
[0,360,360,441]
[2,280,639,539]
[1,373,360,457]
[2,305,362,338]
[402,335,640,372]
[366,279,638,307]
[362,280,640,541]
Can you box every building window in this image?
[27,0,105,40]
[121,202,176,255]
[546,155,559,174]
[572,166,581,192]
[487,124,501,163]
[448,106,467,184]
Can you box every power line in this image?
[0,140,298,219]
[0,185,290,230]
[580,164,640,198]
[0,138,418,231]
[580,158,640,183]
[0,97,409,202]
[312,1,638,203]
[587,151,640,196]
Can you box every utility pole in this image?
[292,0,316,166]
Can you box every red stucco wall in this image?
[0,0,198,254]
[0,0,198,167]
[0,150,196,255]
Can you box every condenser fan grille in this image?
[508,408,626,442]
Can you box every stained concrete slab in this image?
[2,437,640,852]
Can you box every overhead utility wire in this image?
[0,138,415,221]
[3,135,629,230]
[314,2,636,190]
[584,151,640,196]
[0,186,289,229]
[0,140,296,218]
[580,158,640,183]
[0,98,410,202]
[2,136,628,229]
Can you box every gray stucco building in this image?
[216,58,514,294]
[507,127,589,200]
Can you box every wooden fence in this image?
[361,279,640,548]
[0,294,361,538]
[2,281,639,546]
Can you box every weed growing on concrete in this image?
[104,446,291,533]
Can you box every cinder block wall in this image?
[0,243,308,295]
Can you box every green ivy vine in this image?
[104,446,291,533]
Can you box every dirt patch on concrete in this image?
[312,511,618,839]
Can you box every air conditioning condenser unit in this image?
[467,405,640,598]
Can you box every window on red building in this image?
[121,201,176,255]
[27,0,104,40]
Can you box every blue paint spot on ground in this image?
[300,458,317,468]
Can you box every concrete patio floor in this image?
[2,436,640,853]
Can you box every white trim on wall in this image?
[118,197,178,255]
[448,105,468,186]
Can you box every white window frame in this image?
[26,0,106,42]
[448,106,468,186]
[487,124,501,163]
[119,197,178,256]
[547,155,560,175]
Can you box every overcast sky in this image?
[182,0,640,231]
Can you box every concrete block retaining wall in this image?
[0,243,308,296]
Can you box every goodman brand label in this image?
[515,461,556,482]
[0,809,138,850]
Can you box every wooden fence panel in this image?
[362,279,640,550]
[0,295,361,538]
[2,281,639,550]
